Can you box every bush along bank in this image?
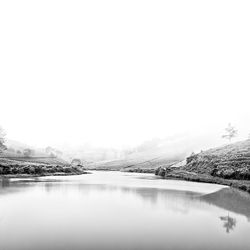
[0,163,87,177]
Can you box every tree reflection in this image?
[0,178,10,188]
[219,214,237,233]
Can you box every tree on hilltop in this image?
[222,123,237,142]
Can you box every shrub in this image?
[34,166,42,174]
[23,166,31,174]
[63,167,72,173]
[2,166,11,174]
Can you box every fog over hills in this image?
[4,131,249,166]
[1,0,249,161]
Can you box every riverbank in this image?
[0,157,87,178]
[86,167,155,173]
[155,168,250,193]
[0,171,89,179]
[89,166,250,193]
[121,168,155,173]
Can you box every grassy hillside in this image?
[184,139,250,179]
[155,139,250,193]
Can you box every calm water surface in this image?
[0,171,250,250]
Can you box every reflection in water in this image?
[0,172,250,250]
[2,176,250,220]
[0,178,10,188]
[202,188,250,220]
[219,215,237,233]
[43,182,200,208]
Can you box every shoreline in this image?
[2,167,250,194]
[0,171,90,179]
[89,168,250,194]
[161,171,250,194]
[0,158,89,179]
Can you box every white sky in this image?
[0,0,250,148]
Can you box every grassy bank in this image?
[162,170,250,193]
[0,157,87,178]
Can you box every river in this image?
[0,171,250,250]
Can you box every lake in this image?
[0,171,250,250]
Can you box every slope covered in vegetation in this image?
[155,139,250,193]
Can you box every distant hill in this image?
[3,139,48,157]
[0,156,69,166]
[1,140,69,166]
[86,135,219,171]
[5,139,32,150]
[87,145,187,172]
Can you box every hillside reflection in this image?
[202,188,250,220]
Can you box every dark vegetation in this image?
[0,158,87,177]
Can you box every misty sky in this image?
[1,1,250,148]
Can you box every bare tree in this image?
[0,126,7,153]
[222,123,237,142]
